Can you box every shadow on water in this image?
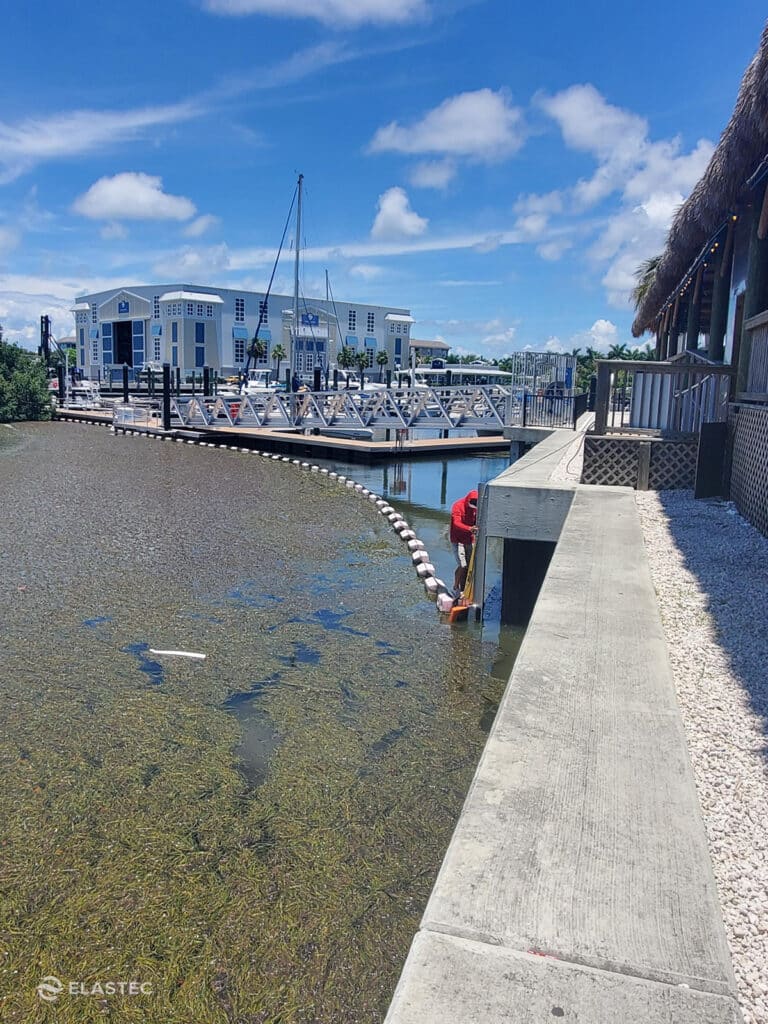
[655,492,768,760]
[222,675,283,786]
[121,642,165,685]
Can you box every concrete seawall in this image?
[386,430,740,1023]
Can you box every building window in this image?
[153,339,161,361]
[234,338,245,363]
[197,303,204,317]
[258,299,269,324]
[195,322,205,368]
[171,321,178,368]
[367,312,375,332]
[186,302,194,317]
[132,320,145,368]
[102,322,113,364]
[206,304,213,318]
[389,323,395,333]
[365,348,374,369]
[171,322,178,343]
[395,338,402,358]
[91,337,99,363]
[235,297,245,322]
[91,303,98,325]
[348,309,356,331]
[153,295,160,319]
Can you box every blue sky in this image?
[1,0,765,357]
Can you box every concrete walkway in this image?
[386,472,740,1020]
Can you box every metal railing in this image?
[593,360,735,436]
[152,384,589,433]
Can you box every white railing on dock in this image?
[167,386,519,431]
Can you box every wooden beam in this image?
[720,217,736,277]
[758,181,768,240]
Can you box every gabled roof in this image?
[633,20,768,336]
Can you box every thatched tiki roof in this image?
[632,20,768,337]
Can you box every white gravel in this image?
[636,490,768,1024]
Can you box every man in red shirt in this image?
[450,489,478,595]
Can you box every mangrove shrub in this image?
[0,338,52,422]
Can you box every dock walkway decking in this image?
[386,434,740,1023]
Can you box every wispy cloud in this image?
[202,0,429,27]
[0,101,202,183]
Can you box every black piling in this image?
[162,363,171,431]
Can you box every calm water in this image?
[0,421,511,1023]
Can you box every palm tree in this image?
[355,351,369,382]
[376,349,389,381]
[632,253,662,310]
[271,343,286,382]
[337,345,356,387]
[249,335,267,362]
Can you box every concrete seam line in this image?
[413,926,741,1004]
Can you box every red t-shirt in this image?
[450,490,478,545]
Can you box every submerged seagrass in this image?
[0,423,503,1023]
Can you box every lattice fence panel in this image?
[582,436,697,489]
[730,405,768,537]
[649,441,697,490]
[582,437,639,486]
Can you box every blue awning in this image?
[232,326,249,340]
[89,327,99,340]
[151,324,162,337]
[258,329,272,342]
[365,336,377,348]
[345,335,358,346]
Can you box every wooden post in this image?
[593,361,611,435]
[738,185,768,394]
[636,441,651,491]
[686,265,703,351]
[669,294,681,357]
[708,241,731,361]
[122,363,129,404]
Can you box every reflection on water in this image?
[0,422,511,1024]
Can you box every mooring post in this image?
[56,365,65,404]
[203,366,211,396]
[122,364,129,405]
[333,368,339,391]
[175,367,181,398]
[313,366,322,391]
[162,363,171,431]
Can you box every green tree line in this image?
[0,326,52,422]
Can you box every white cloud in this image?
[152,243,232,280]
[544,336,566,353]
[349,263,384,280]
[183,214,220,238]
[73,173,197,222]
[525,83,716,307]
[569,318,619,353]
[408,159,457,189]
[537,239,573,261]
[100,222,128,241]
[0,101,200,182]
[369,89,524,162]
[0,226,21,257]
[371,187,428,240]
[203,0,428,26]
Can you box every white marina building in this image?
[71,283,415,380]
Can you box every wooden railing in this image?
[593,360,736,436]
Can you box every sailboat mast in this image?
[293,173,303,372]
